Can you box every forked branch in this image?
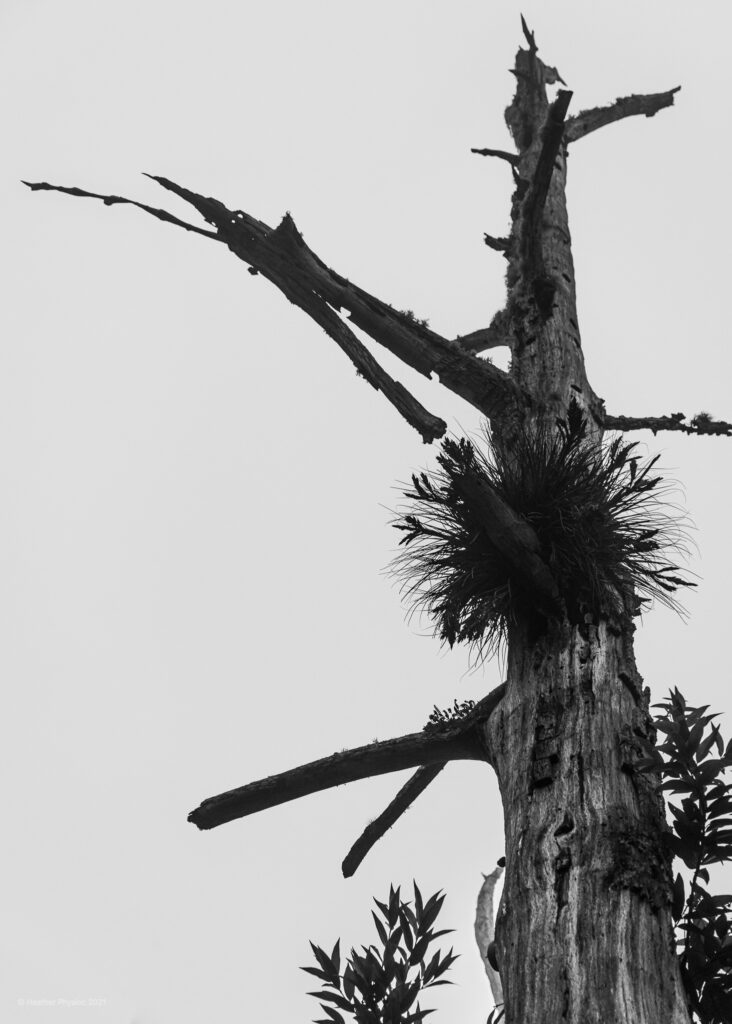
[24,175,523,439]
[189,684,506,832]
[340,683,507,875]
[189,726,480,831]
[564,87,681,144]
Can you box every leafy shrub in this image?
[303,883,457,1024]
[637,689,732,1023]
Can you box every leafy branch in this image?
[636,689,732,1023]
[303,883,458,1024]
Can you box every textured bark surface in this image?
[476,31,691,1024]
[484,622,689,1022]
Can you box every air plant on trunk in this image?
[392,401,694,662]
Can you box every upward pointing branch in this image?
[564,87,680,143]
[24,175,523,441]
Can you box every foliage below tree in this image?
[635,690,732,1023]
[303,884,457,1024]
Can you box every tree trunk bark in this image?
[484,620,690,1022]
[479,30,692,1024]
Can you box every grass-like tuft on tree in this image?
[392,402,694,661]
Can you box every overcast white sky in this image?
[2,1,732,1022]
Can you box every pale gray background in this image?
[2,1,731,1022]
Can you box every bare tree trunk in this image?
[475,25,691,1022]
[485,622,689,1022]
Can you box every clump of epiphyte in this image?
[391,401,694,661]
[423,698,477,733]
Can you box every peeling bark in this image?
[475,864,505,1008]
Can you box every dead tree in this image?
[25,19,732,1024]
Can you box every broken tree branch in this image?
[189,683,507,832]
[189,726,483,831]
[340,682,507,875]
[564,87,680,144]
[484,234,510,253]
[520,13,538,54]
[604,411,732,437]
[24,175,523,433]
[341,764,445,878]
[22,180,220,241]
[470,147,519,166]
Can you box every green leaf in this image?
[664,832,698,869]
[388,885,401,929]
[409,934,431,967]
[319,1006,346,1024]
[374,898,390,921]
[330,939,341,977]
[314,991,352,1013]
[696,726,721,763]
[372,911,388,947]
[708,796,732,820]
[420,894,445,932]
[398,979,421,1013]
[703,828,732,844]
[301,966,333,983]
[399,907,415,952]
[672,873,686,922]
[414,881,424,921]
[310,942,340,984]
[437,950,459,975]
[421,949,441,985]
